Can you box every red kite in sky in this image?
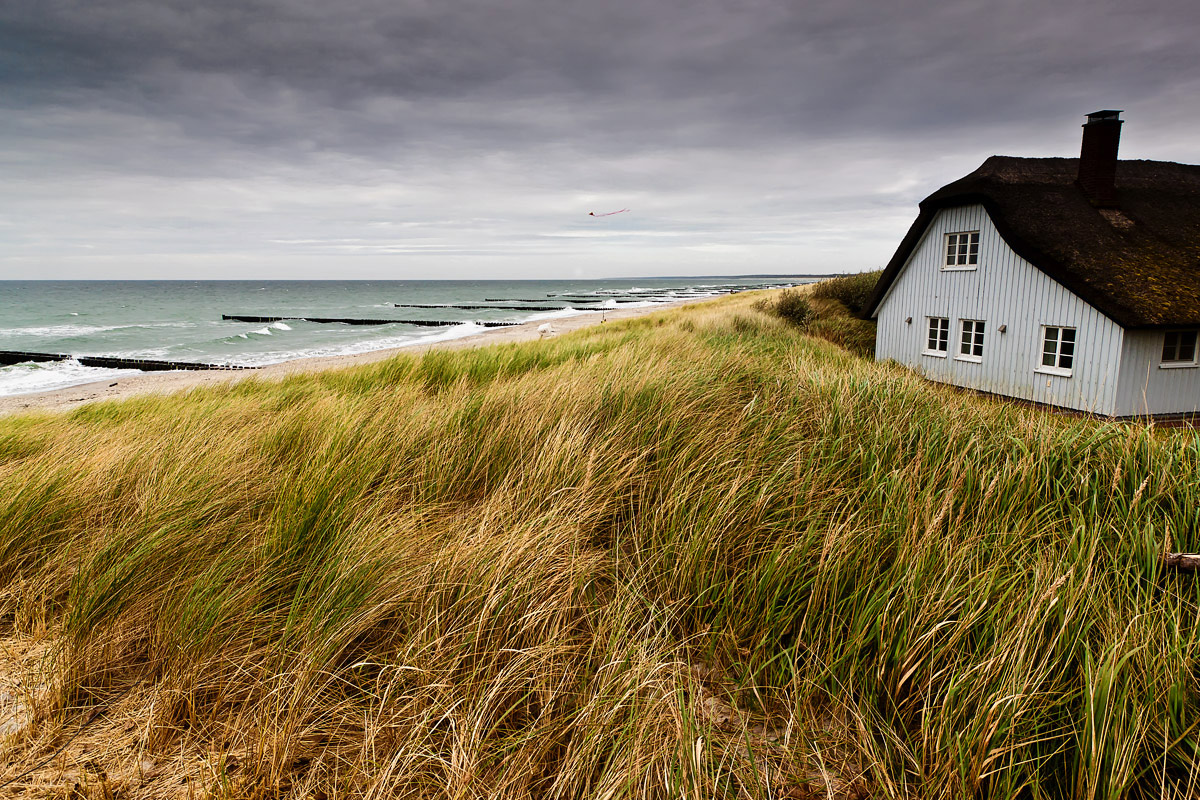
[589,209,629,217]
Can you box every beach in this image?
[0,299,686,416]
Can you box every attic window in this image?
[943,231,979,270]
[1161,330,1198,367]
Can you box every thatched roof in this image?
[865,156,1200,328]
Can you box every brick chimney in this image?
[1077,110,1123,208]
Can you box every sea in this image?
[0,278,812,397]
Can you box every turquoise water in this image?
[0,278,808,396]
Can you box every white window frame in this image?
[1160,330,1199,369]
[924,316,950,357]
[942,231,980,271]
[1035,325,1076,377]
[956,319,985,362]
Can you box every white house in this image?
[864,111,1200,418]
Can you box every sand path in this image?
[0,301,693,416]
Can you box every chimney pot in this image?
[1077,109,1123,208]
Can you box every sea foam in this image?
[0,360,140,397]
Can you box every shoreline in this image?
[0,301,692,416]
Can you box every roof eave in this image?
[862,192,989,319]
[861,208,936,319]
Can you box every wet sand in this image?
[0,302,689,416]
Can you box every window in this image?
[925,317,949,356]
[1039,326,1076,376]
[1162,330,1198,366]
[943,231,980,270]
[958,319,985,360]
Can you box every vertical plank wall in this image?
[873,205,1124,414]
[1113,332,1200,417]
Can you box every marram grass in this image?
[0,292,1198,799]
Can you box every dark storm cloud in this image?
[7,0,1196,134]
[2,0,1199,278]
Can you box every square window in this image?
[1041,326,1076,374]
[959,319,985,359]
[925,316,949,354]
[943,232,980,269]
[1162,330,1199,364]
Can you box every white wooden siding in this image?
[1113,331,1200,416]
[873,205,1125,414]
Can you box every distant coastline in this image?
[0,277,808,401]
[0,294,700,416]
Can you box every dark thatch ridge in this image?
[864,156,1200,328]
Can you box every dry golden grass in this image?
[0,291,1197,798]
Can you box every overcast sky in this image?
[3,0,1199,280]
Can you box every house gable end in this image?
[867,156,1200,328]
[867,193,1140,328]
[872,204,1124,415]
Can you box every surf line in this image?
[222,315,520,327]
[392,303,602,311]
[0,350,256,372]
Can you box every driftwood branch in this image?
[1162,553,1200,571]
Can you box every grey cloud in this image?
[2,0,1199,278]
[8,1,1200,155]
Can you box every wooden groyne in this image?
[0,350,256,372]
[549,291,665,297]
[392,303,589,312]
[222,315,519,328]
[487,297,606,304]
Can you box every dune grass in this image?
[1,292,1198,798]
[752,273,879,358]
